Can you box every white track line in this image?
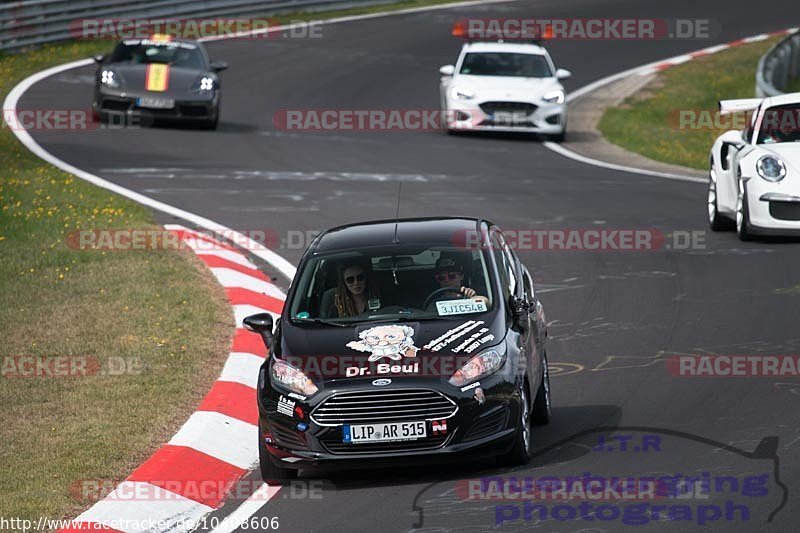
[208,483,281,533]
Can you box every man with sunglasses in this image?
[431,256,488,304]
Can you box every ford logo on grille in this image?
[372,378,392,386]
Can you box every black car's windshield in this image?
[459,52,552,77]
[111,40,206,69]
[289,246,494,324]
[757,103,800,144]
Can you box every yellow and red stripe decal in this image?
[145,64,170,92]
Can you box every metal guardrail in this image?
[756,30,800,97]
[0,0,395,52]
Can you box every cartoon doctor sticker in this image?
[347,324,419,362]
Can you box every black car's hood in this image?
[278,313,507,381]
[105,64,207,94]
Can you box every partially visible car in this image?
[92,35,226,129]
[708,94,800,239]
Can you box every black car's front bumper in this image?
[92,88,219,123]
[258,373,521,470]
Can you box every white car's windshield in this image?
[459,52,552,78]
[289,246,494,324]
[757,103,800,144]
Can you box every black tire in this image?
[531,353,551,425]
[258,428,297,484]
[707,164,733,231]
[736,182,753,241]
[498,380,533,467]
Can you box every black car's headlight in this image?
[100,69,120,89]
[756,155,787,182]
[449,347,506,387]
[192,75,215,93]
[271,359,318,396]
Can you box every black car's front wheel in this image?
[498,380,533,467]
[532,352,551,425]
[258,426,298,484]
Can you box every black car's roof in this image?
[311,217,491,253]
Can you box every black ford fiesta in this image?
[245,217,551,482]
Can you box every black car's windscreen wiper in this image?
[292,317,348,327]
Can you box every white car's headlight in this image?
[542,90,565,104]
[756,155,787,182]
[449,349,506,387]
[271,359,318,396]
[192,75,215,93]
[449,86,476,100]
[100,69,119,88]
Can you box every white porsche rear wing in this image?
[719,98,762,115]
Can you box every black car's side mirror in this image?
[93,54,106,64]
[510,296,529,329]
[244,313,275,352]
[210,61,228,72]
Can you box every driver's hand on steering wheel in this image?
[460,286,477,298]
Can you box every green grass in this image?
[0,0,471,523]
[0,41,235,523]
[599,37,782,170]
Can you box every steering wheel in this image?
[423,287,465,309]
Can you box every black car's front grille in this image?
[100,99,131,112]
[769,201,800,221]
[319,428,451,455]
[311,388,458,426]
[179,104,210,117]
[463,406,509,442]
[479,101,538,114]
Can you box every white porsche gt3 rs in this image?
[438,41,571,141]
[708,93,800,240]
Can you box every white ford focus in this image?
[708,94,800,240]
[439,40,571,141]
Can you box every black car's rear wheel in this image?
[498,380,533,467]
[258,426,297,484]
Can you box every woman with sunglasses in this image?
[332,260,380,318]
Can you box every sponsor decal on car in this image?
[423,320,485,352]
[432,419,448,436]
[460,381,481,392]
[277,395,295,417]
[346,324,419,361]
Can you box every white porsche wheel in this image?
[736,182,752,241]
[707,165,732,231]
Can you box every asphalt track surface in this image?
[19,0,800,530]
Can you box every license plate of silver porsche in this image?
[136,96,175,109]
[342,421,426,443]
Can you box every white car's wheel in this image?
[736,181,753,241]
[707,164,732,231]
